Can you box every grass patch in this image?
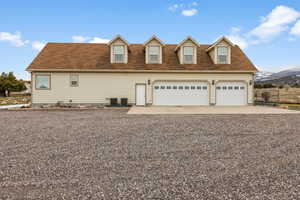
[280,104,300,110]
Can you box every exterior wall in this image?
[32,72,254,106]
[145,40,163,64]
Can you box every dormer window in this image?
[206,36,234,64]
[144,36,164,64]
[108,35,129,64]
[113,45,125,63]
[217,47,228,64]
[183,46,194,64]
[175,37,199,64]
[148,46,160,63]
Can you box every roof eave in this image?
[174,36,200,52]
[206,36,235,52]
[26,68,258,73]
[143,35,165,46]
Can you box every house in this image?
[26,35,258,107]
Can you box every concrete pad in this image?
[127,106,300,115]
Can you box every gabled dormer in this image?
[206,36,234,64]
[144,35,165,64]
[108,35,130,64]
[175,37,200,64]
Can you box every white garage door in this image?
[153,81,209,106]
[216,82,247,106]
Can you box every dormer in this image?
[206,36,234,64]
[144,35,165,64]
[175,37,200,64]
[108,35,130,64]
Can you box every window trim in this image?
[35,74,51,90]
[113,45,125,63]
[70,74,79,87]
[216,46,229,64]
[148,45,161,64]
[182,46,195,64]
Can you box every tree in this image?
[262,83,275,88]
[254,83,263,88]
[0,72,26,97]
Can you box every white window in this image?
[70,74,79,87]
[217,47,228,64]
[113,45,125,63]
[148,46,160,63]
[183,46,194,64]
[35,75,50,89]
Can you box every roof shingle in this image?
[27,43,258,72]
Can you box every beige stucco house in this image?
[26,35,258,107]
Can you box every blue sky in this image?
[1,0,300,80]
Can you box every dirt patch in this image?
[0,96,30,106]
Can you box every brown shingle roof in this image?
[27,43,258,72]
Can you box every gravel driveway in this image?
[0,110,299,199]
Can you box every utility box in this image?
[110,98,118,106]
[121,98,128,106]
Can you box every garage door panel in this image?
[216,82,247,106]
[153,82,209,106]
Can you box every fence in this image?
[254,88,300,104]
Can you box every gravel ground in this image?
[0,110,299,199]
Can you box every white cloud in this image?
[168,4,179,12]
[89,37,110,43]
[224,6,300,49]
[250,5,300,39]
[227,34,248,49]
[0,31,29,47]
[169,1,199,16]
[32,41,46,51]
[181,9,198,16]
[72,35,90,42]
[190,1,199,6]
[290,20,300,35]
[230,27,241,34]
[72,35,109,43]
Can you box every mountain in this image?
[255,67,300,87]
[255,71,274,81]
[270,67,300,79]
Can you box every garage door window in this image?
[173,86,177,89]
[228,86,233,90]
[240,86,245,90]
[234,86,239,90]
[179,86,183,90]
[203,86,208,90]
[191,86,195,90]
[216,86,221,90]
[160,86,165,89]
[222,86,227,90]
[154,86,159,90]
